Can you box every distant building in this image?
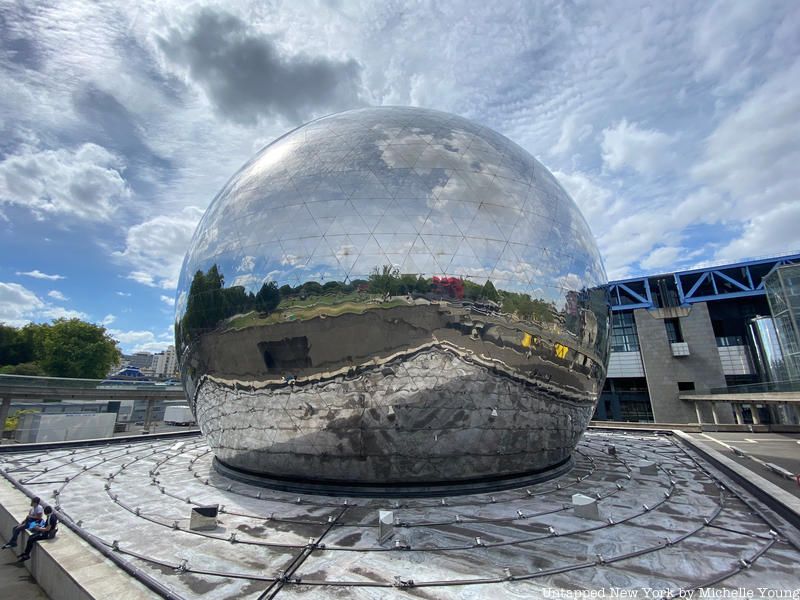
[113,348,177,380]
[602,252,800,425]
[122,352,155,371]
[152,345,178,379]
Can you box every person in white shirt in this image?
[2,496,44,549]
[18,505,58,562]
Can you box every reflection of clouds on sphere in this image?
[176,107,610,489]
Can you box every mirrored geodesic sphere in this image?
[176,106,609,489]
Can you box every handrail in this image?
[0,374,182,391]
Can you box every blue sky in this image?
[1,1,798,352]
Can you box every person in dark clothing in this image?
[2,496,43,549]
[17,506,57,562]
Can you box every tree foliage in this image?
[0,319,120,379]
[175,262,549,351]
[255,281,280,313]
[500,292,555,322]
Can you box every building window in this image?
[611,312,639,352]
[665,318,683,344]
[677,381,695,391]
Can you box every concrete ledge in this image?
[683,392,800,402]
[589,421,696,433]
[673,429,800,532]
[590,421,800,434]
[0,478,156,600]
[697,423,800,433]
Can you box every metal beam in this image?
[617,283,648,304]
[610,302,651,312]
[684,272,708,299]
[680,289,766,303]
[713,269,752,292]
[610,253,800,307]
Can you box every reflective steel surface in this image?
[175,106,610,486]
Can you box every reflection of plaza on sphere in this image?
[175,106,610,488]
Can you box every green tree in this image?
[0,362,46,376]
[482,280,500,302]
[398,274,419,295]
[368,265,400,296]
[300,281,324,298]
[413,276,430,294]
[38,319,120,379]
[255,281,281,313]
[182,266,228,332]
[0,323,42,366]
[222,285,251,316]
[322,281,343,294]
[463,280,482,300]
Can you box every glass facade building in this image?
[176,106,610,488]
[765,264,800,381]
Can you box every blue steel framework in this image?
[609,253,800,311]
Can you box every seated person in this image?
[17,506,58,562]
[2,496,43,549]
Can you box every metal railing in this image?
[0,374,182,391]
[707,380,800,395]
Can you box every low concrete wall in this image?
[590,420,800,433]
[589,421,700,433]
[0,478,156,600]
[16,413,116,443]
[674,430,800,539]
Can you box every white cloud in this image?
[113,207,203,290]
[16,270,65,280]
[690,0,795,95]
[692,60,800,262]
[40,306,88,321]
[126,271,157,287]
[593,188,729,280]
[556,273,583,290]
[109,328,173,353]
[101,314,116,326]
[601,120,675,174]
[0,281,86,326]
[553,169,621,236]
[0,282,45,326]
[639,246,685,272]
[693,60,800,219]
[160,295,175,307]
[715,202,800,263]
[550,116,593,157]
[0,143,130,221]
[47,290,68,301]
[236,255,256,272]
[115,291,131,297]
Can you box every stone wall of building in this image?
[634,302,730,423]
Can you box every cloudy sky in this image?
[1,1,798,352]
